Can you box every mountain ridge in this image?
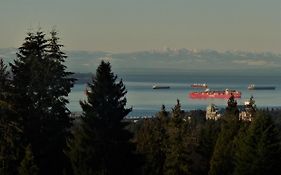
[1,47,280,74]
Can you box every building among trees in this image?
[206,104,221,120]
[239,96,256,122]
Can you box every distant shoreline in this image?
[71,106,281,118]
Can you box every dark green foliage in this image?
[208,95,242,175]
[133,97,281,175]
[136,105,169,175]
[234,112,281,175]
[0,59,11,109]
[0,59,9,91]
[0,119,21,175]
[67,61,138,175]
[171,99,183,126]
[164,100,190,175]
[247,96,257,114]
[196,119,221,174]
[158,104,169,119]
[209,114,241,175]
[188,110,205,127]
[41,30,75,175]
[225,94,239,118]
[0,59,21,175]
[271,109,281,131]
[136,102,200,175]
[10,29,75,175]
[18,144,39,175]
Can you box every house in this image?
[206,104,221,120]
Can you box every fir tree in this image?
[0,59,11,109]
[164,100,190,175]
[0,59,9,89]
[208,94,242,175]
[196,119,221,174]
[10,29,75,175]
[0,58,21,175]
[40,29,75,175]
[225,94,239,118]
[209,120,239,175]
[234,112,281,175]
[136,105,169,175]
[67,61,138,175]
[18,144,39,175]
[0,119,21,175]
[157,104,169,119]
[171,99,183,127]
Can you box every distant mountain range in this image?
[1,48,281,75]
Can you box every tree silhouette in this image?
[67,61,139,175]
[234,112,281,175]
[18,144,39,175]
[209,110,241,175]
[10,29,75,175]
[136,105,169,175]
[0,58,21,175]
[164,100,190,175]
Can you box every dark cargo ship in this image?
[248,84,276,90]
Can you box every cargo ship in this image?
[189,89,241,98]
[248,84,275,90]
[152,85,170,89]
[191,83,208,88]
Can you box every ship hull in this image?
[248,87,275,90]
[189,92,241,99]
[191,84,208,88]
[153,86,170,89]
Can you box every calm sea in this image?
[68,72,281,117]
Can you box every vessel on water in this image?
[189,89,241,98]
[191,83,208,88]
[152,85,170,89]
[248,84,275,90]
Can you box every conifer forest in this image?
[0,30,281,175]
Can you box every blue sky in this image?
[0,0,280,53]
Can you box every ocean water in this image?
[67,72,281,117]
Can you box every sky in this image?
[0,0,280,53]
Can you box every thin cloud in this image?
[232,59,277,67]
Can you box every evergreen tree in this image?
[209,110,241,175]
[225,94,239,118]
[157,104,169,119]
[10,29,75,175]
[67,61,138,175]
[248,96,256,108]
[0,59,11,109]
[136,105,169,175]
[209,116,241,175]
[10,31,48,157]
[0,58,21,175]
[41,29,75,175]
[164,100,190,175]
[0,119,21,175]
[0,59,9,89]
[196,119,221,174]
[234,112,281,175]
[18,144,39,175]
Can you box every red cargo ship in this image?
[189,89,241,99]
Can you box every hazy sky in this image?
[0,0,280,53]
